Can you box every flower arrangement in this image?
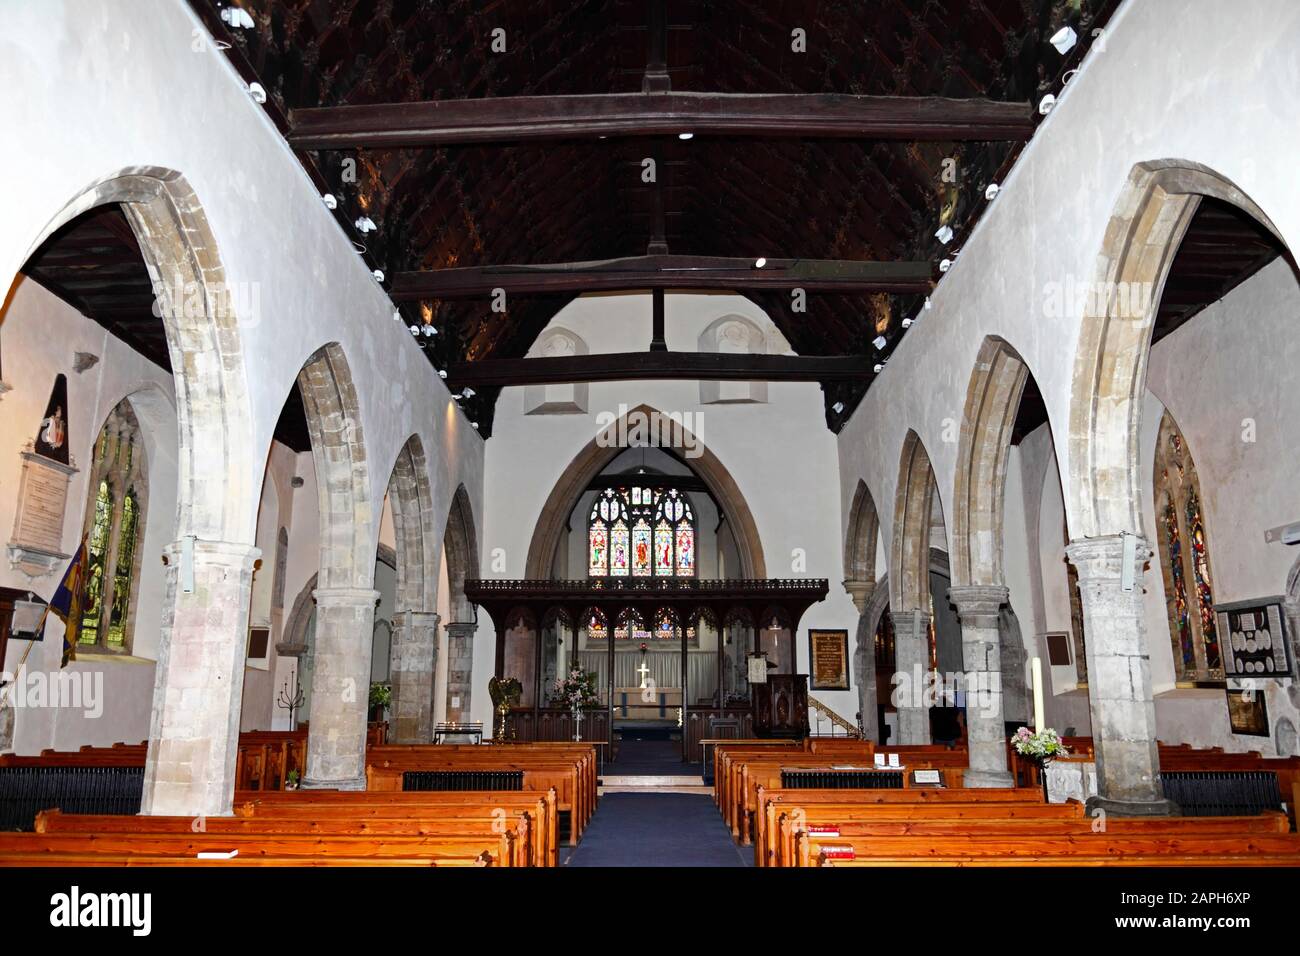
[1011,726,1068,762]
[368,682,392,710]
[553,668,599,710]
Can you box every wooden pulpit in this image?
[750,674,809,739]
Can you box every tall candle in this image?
[1031,656,1046,731]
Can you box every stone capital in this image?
[393,609,441,630]
[445,621,478,640]
[312,586,381,609]
[162,538,261,571]
[947,584,1009,623]
[842,578,876,614]
[1065,534,1153,585]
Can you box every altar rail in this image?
[467,578,829,596]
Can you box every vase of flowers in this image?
[1011,726,1068,797]
[554,668,599,742]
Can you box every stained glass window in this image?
[77,402,147,652]
[588,485,696,579]
[79,480,112,644]
[1153,412,1223,682]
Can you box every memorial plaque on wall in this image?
[808,629,850,690]
[7,448,76,577]
[1214,597,1294,679]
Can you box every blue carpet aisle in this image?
[564,792,751,867]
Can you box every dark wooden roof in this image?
[57,1,1300,450]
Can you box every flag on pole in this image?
[43,540,87,668]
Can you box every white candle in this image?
[1031,656,1046,731]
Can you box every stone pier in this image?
[388,610,440,743]
[948,584,1014,787]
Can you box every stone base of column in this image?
[1085,795,1180,818]
[301,773,368,792]
[962,768,1015,789]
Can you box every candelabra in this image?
[277,676,305,729]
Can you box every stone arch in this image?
[29,169,260,816]
[891,430,938,612]
[1068,160,1285,539]
[843,479,880,585]
[525,403,767,578]
[297,343,374,591]
[952,336,1030,587]
[27,167,257,544]
[385,435,438,614]
[443,484,480,624]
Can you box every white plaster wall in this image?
[483,292,864,728]
[0,0,484,591]
[0,277,175,752]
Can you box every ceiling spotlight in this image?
[939,258,953,273]
[438,369,448,379]
[1049,26,1078,55]
[871,335,887,351]
[392,310,402,322]
[924,296,933,310]
[372,269,385,283]
[246,81,267,104]
[421,324,436,337]
[471,422,479,430]
[985,183,1000,201]
[873,362,885,374]
[754,257,767,269]
[935,224,954,245]
[322,193,338,210]
[221,6,256,29]
[831,401,845,415]
[462,387,476,399]
[408,324,420,336]
[355,216,377,234]
[901,316,913,329]
[1038,94,1057,115]
[678,132,694,140]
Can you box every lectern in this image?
[750,674,809,738]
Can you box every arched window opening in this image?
[1153,412,1222,683]
[77,400,147,652]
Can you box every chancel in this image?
[1,0,1299,895]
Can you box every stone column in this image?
[303,587,379,791]
[444,622,477,724]
[389,610,440,743]
[891,608,932,744]
[1066,535,1176,816]
[948,584,1014,787]
[142,539,260,817]
[844,580,878,741]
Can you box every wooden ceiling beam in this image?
[445,351,875,389]
[391,255,933,300]
[289,92,1034,149]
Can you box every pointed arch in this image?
[524,403,766,578]
[891,431,937,612]
[843,479,881,585]
[1068,159,1285,539]
[952,336,1030,587]
[298,343,373,590]
[386,435,438,613]
[443,483,480,623]
[28,167,257,543]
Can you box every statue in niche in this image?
[34,375,70,464]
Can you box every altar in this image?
[612,686,683,720]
